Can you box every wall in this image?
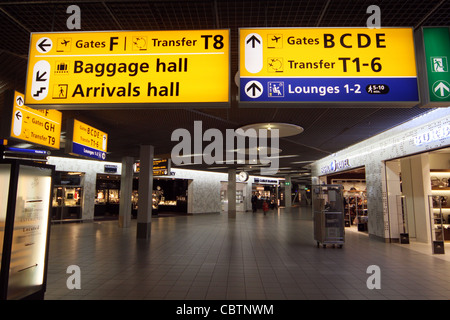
[47,156,280,219]
[311,108,450,241]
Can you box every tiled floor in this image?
[45,206,450,300]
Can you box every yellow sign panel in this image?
[70,119,108,160]
[25,30,230,108]
[240,28,417,77]
[239,28,419,105]
[10,91,62,149]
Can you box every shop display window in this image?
[430,169,450,241]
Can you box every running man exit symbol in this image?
[431,56,448,72]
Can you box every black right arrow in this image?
[35,71,47,82]
[246,35,261,48]
[246,82,262,96]
[38,38,51,52]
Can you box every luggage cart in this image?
[313,184,345,248]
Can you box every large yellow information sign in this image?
[9,91,62,149]
[25,30,230,109]
[239,28,419,106]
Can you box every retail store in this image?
[311,108,450,253]
[320,167,368,232]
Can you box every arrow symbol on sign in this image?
[16,96,24,105]
[38,38,51,52]
[246,82,262,96]
[246,35,261,48]
[35,70,47,82]
[434,81,450,97]
[15,111,22,120]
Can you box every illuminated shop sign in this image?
[413,124,450,146]
[321,159,351,174]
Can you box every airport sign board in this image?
[7,91,62,149]
[66,119,108,160]
[25,30,230,109]
[239,28,419,107]
[416,27,450,107]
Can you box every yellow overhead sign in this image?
[240,28,417,77]
[25,30,230,108]
[67,119,108,160]
[10,91,62,149]
[239,28,419,105]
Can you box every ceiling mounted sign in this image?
[25,30,230,109]
[416,27,450,107]
[1,90,62,149]
[239,28,419,107]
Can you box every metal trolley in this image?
[313,184,345,248]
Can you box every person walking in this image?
[251,193,258,213]
[262,200,269,215]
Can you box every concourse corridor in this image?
[45,206,450,300]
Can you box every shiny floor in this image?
[45,206,450,300]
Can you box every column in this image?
[119,156,134,228]
[137,145,154,240]
[227,168,236,218]
[400,154,432,243]
[285,175,292,208]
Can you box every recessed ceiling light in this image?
[236,123,304,138]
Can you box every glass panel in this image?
[8,165,52,300]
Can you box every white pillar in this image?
[119,156,134,228]
[137,145,154,240]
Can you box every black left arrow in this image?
[38,38,51,52]
[15,111,22,120]
[35,71,47,82]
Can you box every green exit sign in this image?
[417,27,450,107]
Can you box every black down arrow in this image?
[35,71,47,82]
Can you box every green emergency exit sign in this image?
[418,27,450,106]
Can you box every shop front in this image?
[311,108,450,253]
[385,147,450,252]
[321,167,368,232]
[51,171,84,222]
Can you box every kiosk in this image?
[0,159,54,300]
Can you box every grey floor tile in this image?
[44,207,450,301]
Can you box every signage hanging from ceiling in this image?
[239,28,419,107]
[4,91,62,149]
[66,119,108,160]
[416,27,450,107]
[25,30,230,109]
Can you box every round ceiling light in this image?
[236,123,304,138]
